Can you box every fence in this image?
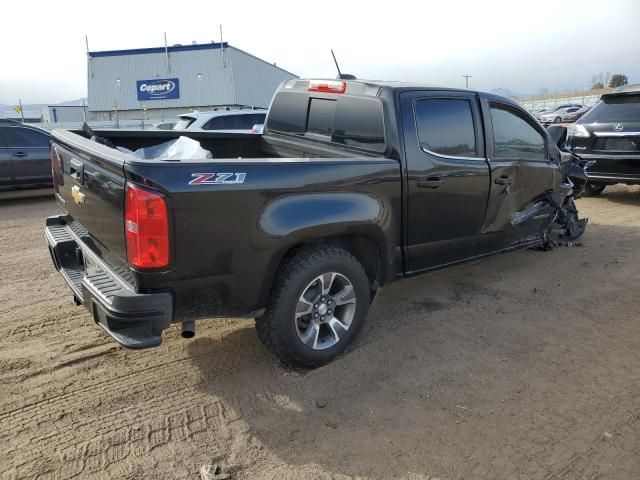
[513,88,612,112]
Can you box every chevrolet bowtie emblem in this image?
[71,185,86,205]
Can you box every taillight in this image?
[308,80,346,94]
[125,183,170,269]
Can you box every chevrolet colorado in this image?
[46,79,588,367]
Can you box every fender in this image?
[256,192,394,305]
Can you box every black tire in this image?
[554,117,562,123]
[256,246,370,368]
[584,183,606,196]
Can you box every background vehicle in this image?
[566,84,640,195]
[539,105,584,124]
[536,104,582,121]
[46,79,587,368]
[561,106,590,123]
[172,108,267,133]
[0,124,51,190]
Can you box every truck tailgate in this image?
[51,129,129,264]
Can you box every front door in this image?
[400,91,491,273]
[480,99,558,244]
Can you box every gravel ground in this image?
[1,186,639,480]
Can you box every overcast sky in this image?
[1,0,638,105]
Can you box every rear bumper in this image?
[45,215,173,349]
[586,173,640,185]
[576,153,640,185]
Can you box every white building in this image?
[87,42,298,121]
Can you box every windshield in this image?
[580,95,640,123]
[173,116,196,130]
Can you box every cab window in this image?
[490,104,546,160]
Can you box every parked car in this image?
[566,84,640,196]
[172,108,267,133]
[536,104,582,121]
[561,106,590,123]
[0,124,51,190]
[46,79,588,368]
[539,106,584,124]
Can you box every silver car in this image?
[172,108,267,133]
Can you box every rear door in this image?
[0,126,51,186]
[400,91,491,273]
[481,98,558,244]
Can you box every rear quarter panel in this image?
[126,158,402,318]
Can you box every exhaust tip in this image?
[181,321,195,339]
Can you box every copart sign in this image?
[136,78,180,101]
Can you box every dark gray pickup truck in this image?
[46,79,588,367]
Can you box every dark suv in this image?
[0,124,52,190]
[566,84,640,195]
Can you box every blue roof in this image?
[88,42,228,58]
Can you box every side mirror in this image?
[546,125,567,148]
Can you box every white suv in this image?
[172,108,267,133]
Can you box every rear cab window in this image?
[266,91,386,154]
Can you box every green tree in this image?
[591,82,604,90]
[609,74,629,88]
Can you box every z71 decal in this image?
[189,172,246,185]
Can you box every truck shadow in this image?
[187,222,640,479]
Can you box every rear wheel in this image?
[584,183,606,196]
[554,116,562,123]
[256,246,370,368]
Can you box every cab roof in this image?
[281,78,520,106]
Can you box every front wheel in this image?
[584,183,606,196]
[256,246,370,368]
[554,117,562,123]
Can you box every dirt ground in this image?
[1,186,639,480]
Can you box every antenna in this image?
[331,50,356,80]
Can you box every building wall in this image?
[87,43,297,113]
[229,47,295,108]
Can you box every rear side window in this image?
[414,98,477,157]
[580,95,640,123]
[173,117,196,130]
[0,127,50,147]
[490,104,545,160]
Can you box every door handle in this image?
[12,152,27,158]
[417,176,445,188]
[494,175,512,185]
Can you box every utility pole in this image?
[462,74,472,89]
